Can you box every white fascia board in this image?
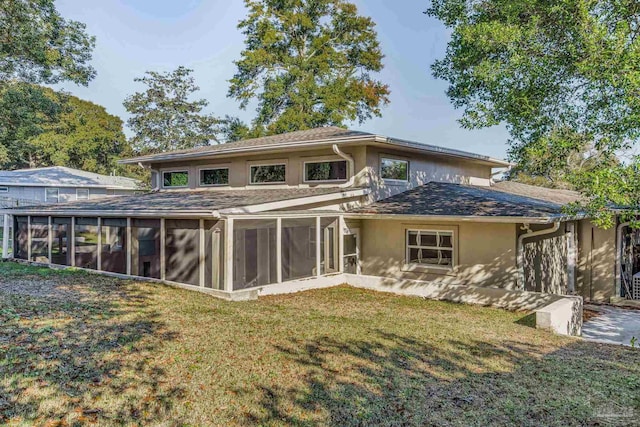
[218,188,369,214]
[0,182,138,190]
[343,213,577,224]
[0,208,218,218]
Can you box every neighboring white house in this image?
[0,166,141,206]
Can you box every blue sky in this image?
[53,0,510,160]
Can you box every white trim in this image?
[76,188,90,200]
[248,161,287,185]
[161,169,190,189]
[302,159,349,184]
[198,165,230,187]
[315,216,321,277]
[276,217,282,283]
[2,214,10,259]
[0,182,138,190]
[224,218,233,292]
[219,188,369,214]
[344,213,576,224]
[45,188,59,203]
[380,156,409,183]
[403,228,457,272]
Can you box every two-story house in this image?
[0,128,624,319]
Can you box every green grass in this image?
[0,262,638,426]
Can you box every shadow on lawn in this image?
[239,331,640,427]
[0,274,182,425]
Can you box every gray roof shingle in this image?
[350,182,580,219]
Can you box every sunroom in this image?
[1,188,366,298]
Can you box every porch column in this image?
[27,215,31,261]
[97,217,102,271]
[224,218,234,292]
[2,214,10,259]
[160,218,166,281]
[126,217,132,275]
[338,216,345,273]
[70,216,75,267]
[316,216,321,277]
[47,217,52,263]
[199,218,205,287]
[276,217,282,283]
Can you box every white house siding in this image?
[0,186,133,204]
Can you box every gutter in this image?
[138,162,160,191]
[517,222,561,289]
[332,144,356,188]
[343,213,571,224]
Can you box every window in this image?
[76,189,90,200]
[249,164,286,184]
[162,171,189,188]
[200,168,229,186]
[406,229,454,268]
[0,187,8,193]
[45,188,59,203]
[381,158,409,181]
[304,160,347,182]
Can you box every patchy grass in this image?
[0,262,639,426]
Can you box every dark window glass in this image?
[200,168,229,186]
[250,164,286,184]
[381,158,409,181]
[305,161,347,182]
[163,171,189,187]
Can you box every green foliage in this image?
[0,0,96,86]
[228,0,390,136]
[427,0,640,227]
[123,66,221,154]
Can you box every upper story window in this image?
[0,187,8,193]
[200,168,229,186]
[381,158,409,181]
[304,160,347,182]
[76,189,90,200]
[45,188,59,203]
[162,170,189,188]
[250,164,286,184]
[406,229,454,269]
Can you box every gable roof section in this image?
[348,182,582,223]
[119,126,511,167]
[2,187,368,217]
[0,166,141,190]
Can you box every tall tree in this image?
[0,0,96,169]
[228,0,390,137]
[28,87,135,176]
[426,0,640,227]
[123,66,221,154]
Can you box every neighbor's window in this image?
[45,188,59,203]
[200,168,229,186]
[250,164,286,184]
[163,171,189,188]
[381,158,409,181]
[76,189,90,200]
[406,230,454,268]
[0,187,8,193]
[304,160,347,182]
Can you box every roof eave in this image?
[343,212,585,224]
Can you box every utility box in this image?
[632,272,640,300]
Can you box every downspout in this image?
[332,144,355,188]
[517,222,561,290]
[615,221,631,298]
[138,162,160,191]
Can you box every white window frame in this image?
[161,169,190,189]
[404,228,456,272]
[303,159,348,183]
[198,166,230,187]
[380,157,409,183]
[45,188,59,203]
[76,188,90,200]
[0,187,8,193]
[248,162,287,185]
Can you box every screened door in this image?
[343,229,360,274]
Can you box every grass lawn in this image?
[0,263,639,426]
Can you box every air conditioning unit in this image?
[632,272,640,300]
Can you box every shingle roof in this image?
[3,187,365,216]
[0,166,141,189]
[349,182,579,219]
[120,126,511,167]
[491,181,583,205]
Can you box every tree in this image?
[123,66,221,154]
[426,0,640,226]
[28,87,135,177]
[228,0,390,137]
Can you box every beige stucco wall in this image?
[359,219,518,289]
[149,144,495,200]
[576,219,617,302]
